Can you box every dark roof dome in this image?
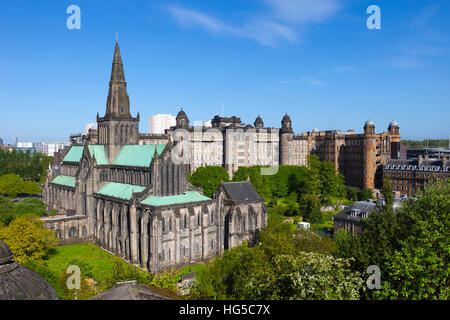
[0,240,59,300]
[176,108,187,118]
[282,113,291,123]
[254,115,264,128]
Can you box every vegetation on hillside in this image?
[188,166,230,197]
[334,178,450,300]
[0,195,47,225]
[401,139,448,148]
[0,149,52,183]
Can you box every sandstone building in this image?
[383,155,449,196]
[304,120,401,190]
[42,43,267,273]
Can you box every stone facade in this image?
[42,43,267,273]
[383,155,449,196]
[303,120,401,190]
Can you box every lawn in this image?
[27,243,184,300]
[44,243,131,282]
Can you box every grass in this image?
[180,263,207,275]
[43,243,137,282]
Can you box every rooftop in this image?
[96,182,146,200]
[113,144,166,167]
[51,175,76,188]
[221,181,262,202]
[141,191,210,207]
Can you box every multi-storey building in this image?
[43,43,267,273]
[169,112,281,176]
[305,120,401,190]
[383,154,449,196]
[279,114,310,166]
[149,114,176,134]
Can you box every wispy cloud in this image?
[166,0,341,47]
[331,65,358,73]
[166,6,297,47]
[299,76,325,87]
[265,0,341,24]
[389,4,449,69]
[389,56,423,69]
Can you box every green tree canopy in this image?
[0,214,57,264]
[0,173,41,197]
[189,166,230,197]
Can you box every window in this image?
[69,227,77,239]
[162,217,165,232]
[184,214,187,229]
[169,216,172,232]
[198,213,201,227]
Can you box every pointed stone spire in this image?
[110,43,126,83]
[104,42,131,118]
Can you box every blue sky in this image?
[0,0,449,143]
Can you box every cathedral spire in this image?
[110,42,126,83]
[104,42,131,118]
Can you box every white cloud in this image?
[389,56,423,69]
[331,65,358,73]
[265,0,341,24]
[166,1,341,47]
[299,76,325,87]
[166,6,296,47]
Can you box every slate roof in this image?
[0,241,59,300]
[113,144,166,167]
[140,191,210,207]
[385,158,449,170]
[51,175,76,188]
[334,200,378,222]
[221,181,262,202]
[96,182,146,200]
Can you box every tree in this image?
[298,193,322,223]
[0,196,47,226]
[0,173,41,197]
[0,214,57,264]
[373,179,450,300]
[188,166,230,197]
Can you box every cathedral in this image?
[42,43,267,273]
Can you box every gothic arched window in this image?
[69,227,77,239]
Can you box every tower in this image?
[279,113,294,165]
[363,120,376,189]
[175,108,189,129]
[388,120,401,159]
[254,115,264,128]
[97,42,139,162]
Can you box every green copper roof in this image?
[63,146,84,163]
[141,191,211,207]
[113,144,166,167]
[52,175,76,188]
[96,182,146,200]
[88,145,108,165]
